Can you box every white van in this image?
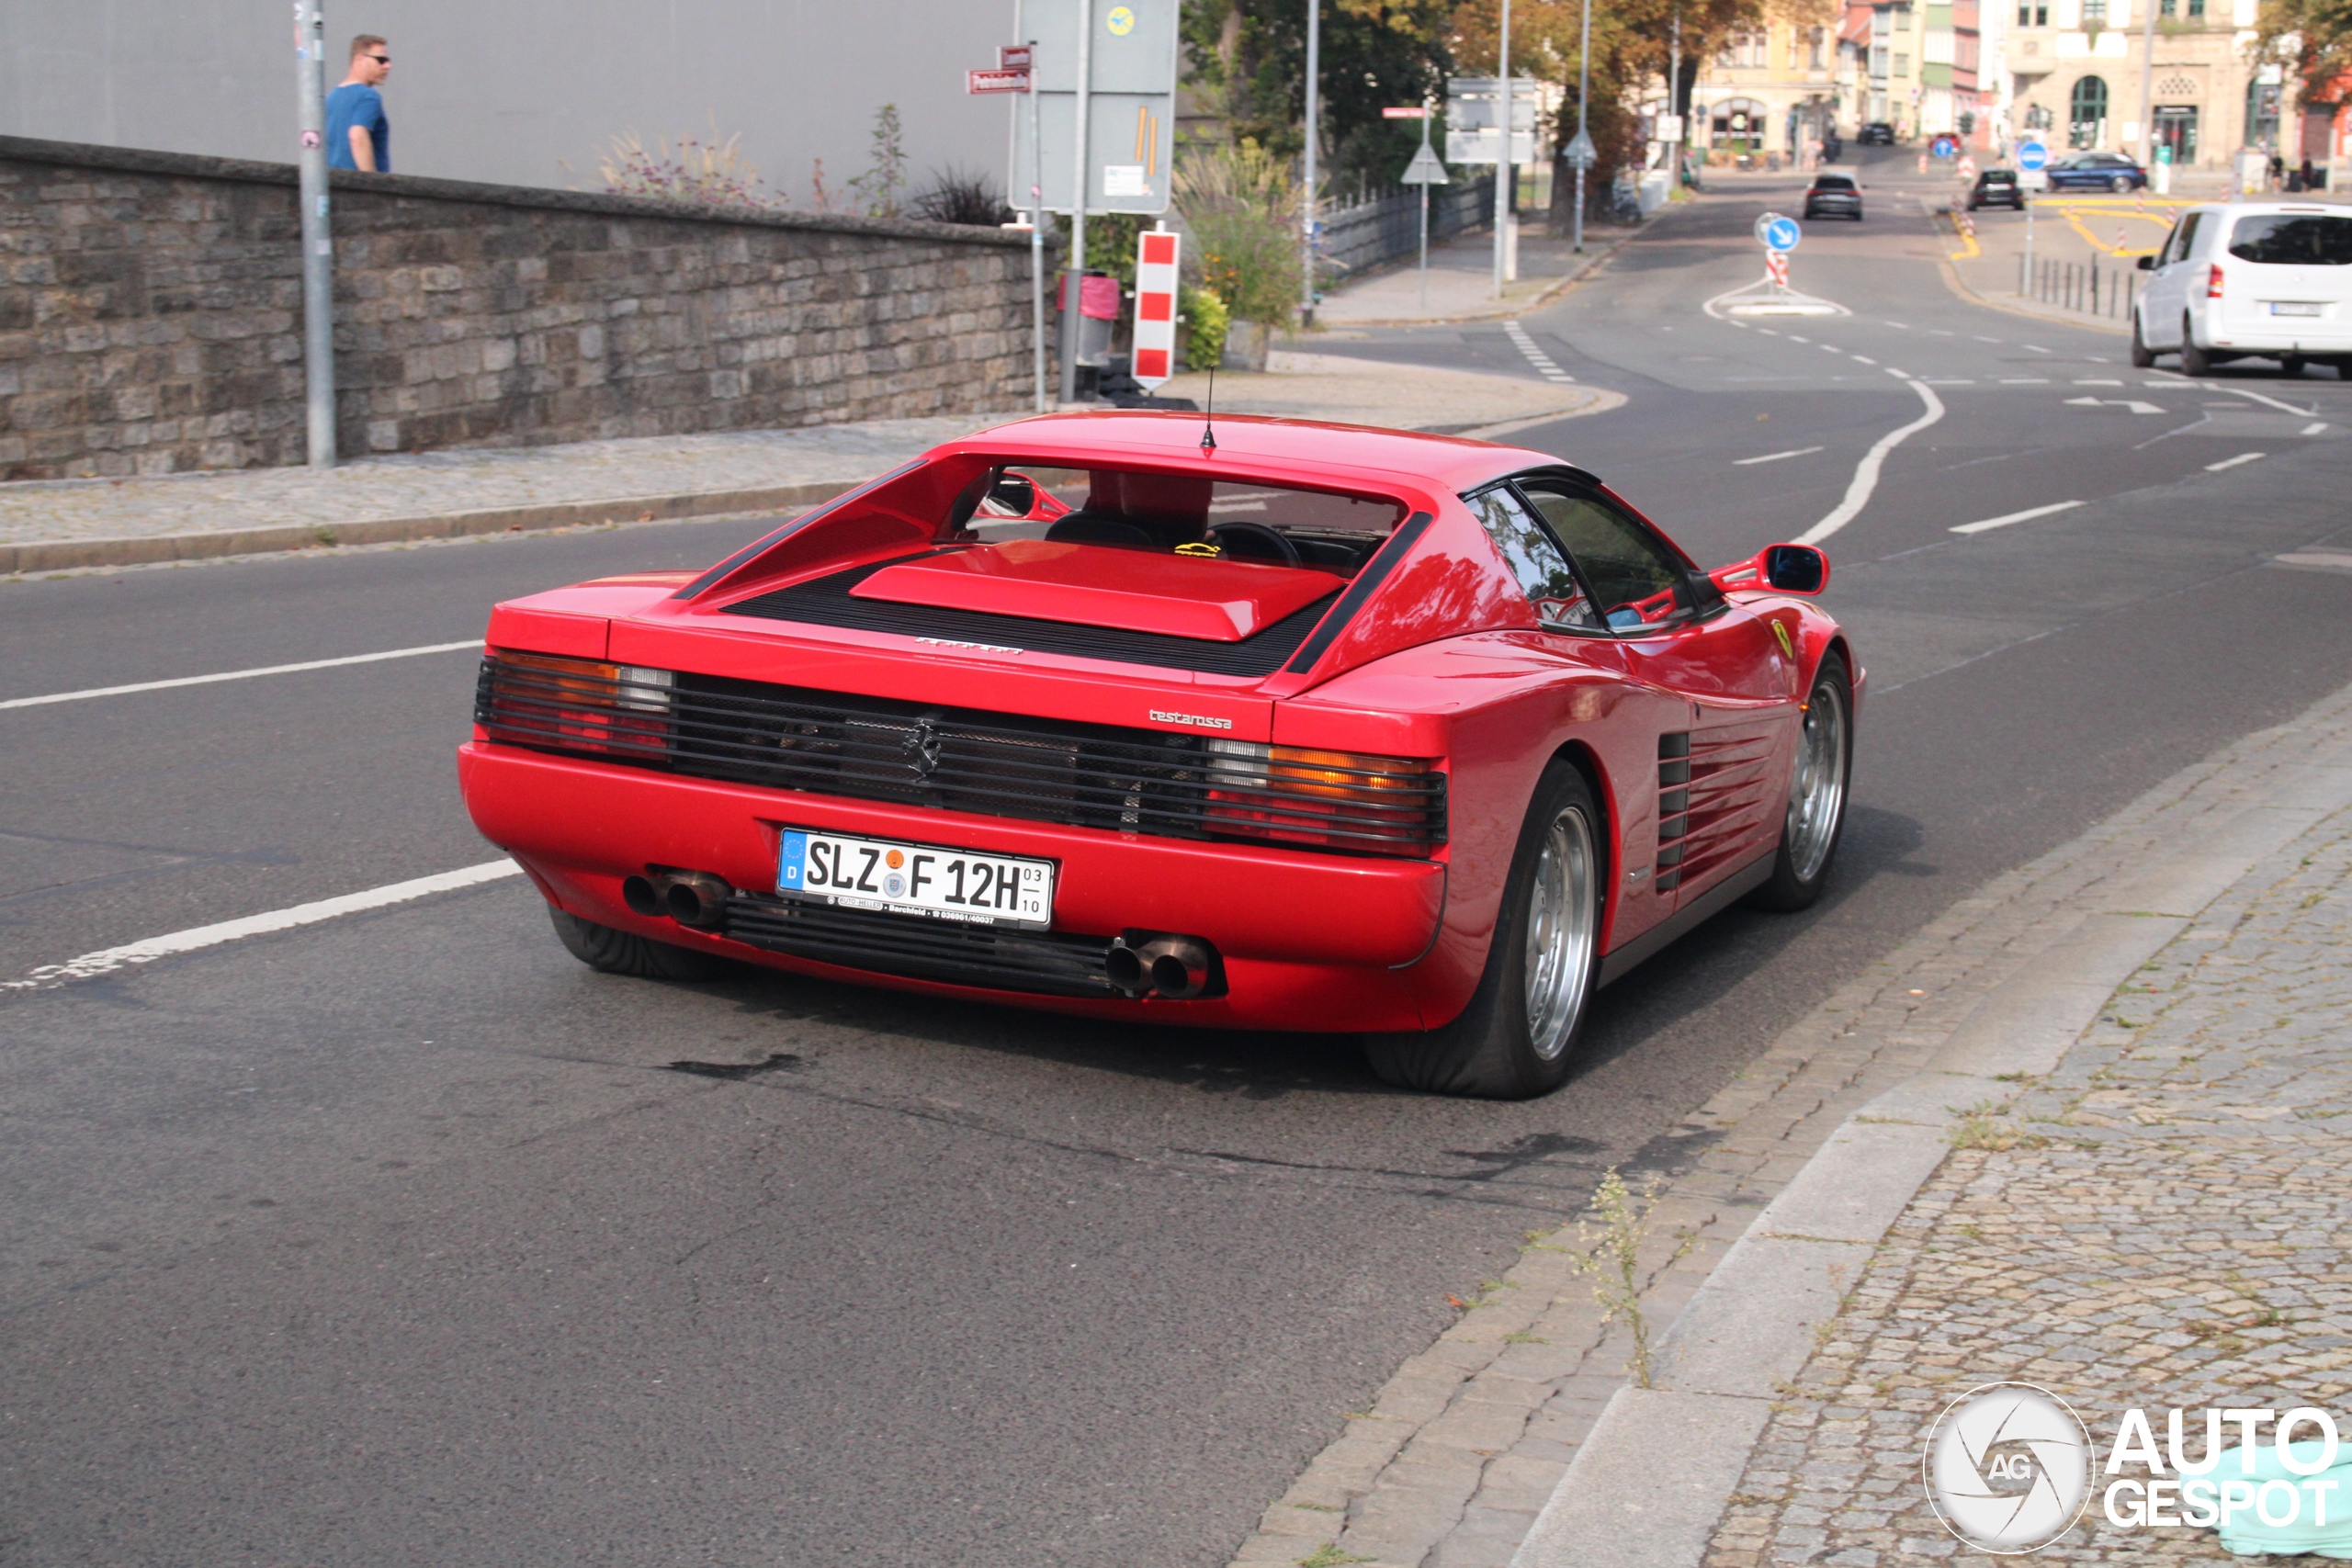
[2132,201,2352,377]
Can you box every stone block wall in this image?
[0,136,1038,479]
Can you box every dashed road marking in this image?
[2303,422,2331,435]
[1502,320,1578,383]
[1951,500,2085,535]
[3,860,525,995]
[2074,378,2123,385]
[2024,344,2052,354]
[1735,446,1826,465]
[0,639,481,711]
[1851,355,1878,365]
[2206,452,2267,471]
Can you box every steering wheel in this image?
[1205,521,1303,568]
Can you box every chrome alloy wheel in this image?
[1785,681,1849,883]
[1522,804,1600,1062]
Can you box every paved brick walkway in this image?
[1704,806,2352,1563]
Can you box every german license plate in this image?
[777,828,1055,929]
[2269,301,2324,317]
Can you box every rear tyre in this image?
[1363,762,1605,1100]
[550,907,736,981]
[2129,311,2156,367]
[1748,653,1852,913]
[2178,315,2213,377]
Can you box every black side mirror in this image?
[2136,254,2155,270]
[1763,544,1828,594]
[989,474,1038,513]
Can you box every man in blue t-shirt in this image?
[325,34,391,172]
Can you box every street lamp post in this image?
[1574,0,1591,252]
[294,0,334,468]
[1493,0,1511,297]
[1058,0,1093,405]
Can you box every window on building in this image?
[2069,74,2109,148]
[2083,0,2108,21]
[2018,0,2048,20]
[1807,26,1828,66]
[1894,51,1911,75]
[1871,44,1890,76]
[2188,0,2204,17]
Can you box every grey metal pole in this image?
[1573,0,1589,252]
[1059,0,1092,404]
[1030,39,1047,412]
[1302,0,1319,326]
[1493,0,1511,297]
[1419,101,1432,310]
[1669,6,1681,179]
[2134,0,2158,167]
[296,0,334,467]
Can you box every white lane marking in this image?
[1502,320,1577,383]
[2065,397,2167,413]
[1794,378,1946,547]
[0,640,481,711]
[2206,452,2267,471]
[1735,446,1826,466]
[1883,367,1911,378]
[2074,378,2123,385]
[1787,334,1812,343]
[2,860,524,994]
[1921,378,1976,385]
[2303,422,2330,435]
[1973,335,2004,344]
[2001,377,2051,384]
[2202,383,2317,417]
[2087,355,2111,363]
[2024,344,2052,354]
[1951,500,2085,535]
[2275,551,2352,570]
[1928,329,1955,336]
[1757,327,1782,335]
[1820,344,1842,353]
[1851,355,1878,365]
[1884,321,1911,329]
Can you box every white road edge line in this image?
[1951,500,2085,535]
[1793,378,1947,547]
[2201,382,2316,417]
[1735,446,1826,466]
[2,860,524,995]
[0,640,482,711]
[2206,451,2267,471]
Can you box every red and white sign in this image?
[1131,226,1182,389]
[1765,251,1791,288]
[967,67,1031,95]
[1382,106,1429,119]
[999,43,1034,70]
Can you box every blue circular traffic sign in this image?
[1762,215,1802,252]
[1930,134,1960,158]
[2018,140,2049,172]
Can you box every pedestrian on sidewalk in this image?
[326,35,392,174]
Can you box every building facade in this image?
[2006,0,2283,169]
[1685,17,1849,159]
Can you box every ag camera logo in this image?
[1924,1382,2092,1553]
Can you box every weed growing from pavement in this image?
[1566,1167,1693,1389]
[1296,1542,1371,1567]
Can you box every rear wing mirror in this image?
[1712,543,1830,596]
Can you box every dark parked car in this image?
[1859,122,1896,145]
[2042,151,2148,192]
[1804,173,1864,220]
[1967,169,2026,209]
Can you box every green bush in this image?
[1182,285,1229,369]
[1177,140,1302,328]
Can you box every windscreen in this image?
[971,466,1407,577]
[2228,215,2352,266]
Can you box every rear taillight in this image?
[481,650,672,757]
[1202,739,1444,854]
[2206,264,2225,299]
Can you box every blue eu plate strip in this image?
[779,830,808,891]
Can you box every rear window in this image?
[1814,175,1855,190]
[972,466,1406,576]
[2228,214,2352,266]
[1981,170,2016,183]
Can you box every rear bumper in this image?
[459,741,1459,1032]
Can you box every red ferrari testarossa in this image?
[458,412,1857,1097]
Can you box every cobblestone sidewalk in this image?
[1705,793,2352,1562]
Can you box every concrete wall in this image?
[0,134,1036,481]
[1,0,1032,210]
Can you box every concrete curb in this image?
[0,479,862,577]
[1510,744,2352,1567]
[1304,203,1682,329]
[1937,249,2132,337]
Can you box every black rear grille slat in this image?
[718,558,1338,677]
[475,660,1447,855]
[721,894,1118,997]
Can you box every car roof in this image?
[935,411,1571,498]
[2190,200,2352,218]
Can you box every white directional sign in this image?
[1563,130,1598,170]
[1401,145,1450,185]
[1446,129,1535,165]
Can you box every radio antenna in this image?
[1200,364,1217,452]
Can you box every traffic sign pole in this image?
[1060,0,1093,406]
[2017,141,2047,293]
[1395,103,1448,310]
[1029,40,1047,411]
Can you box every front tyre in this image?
[1748,653,1852,912]
[2110,175,2132,193]
[549,907,736,980]
[1363,762,1605,1099]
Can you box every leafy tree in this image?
[1183,0,1456,187]
[2256,0,2352,112]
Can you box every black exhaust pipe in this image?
[621,874,662,917]
[1104,942,1148,995]
[659,871,734,930]
[1137,935,1213,999]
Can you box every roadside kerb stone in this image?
[1225,676,2352,1568]
[1509,692,2352,1568]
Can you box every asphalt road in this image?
[5,148,2349,1566]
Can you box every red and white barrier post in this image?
[1130,224,1182,389]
